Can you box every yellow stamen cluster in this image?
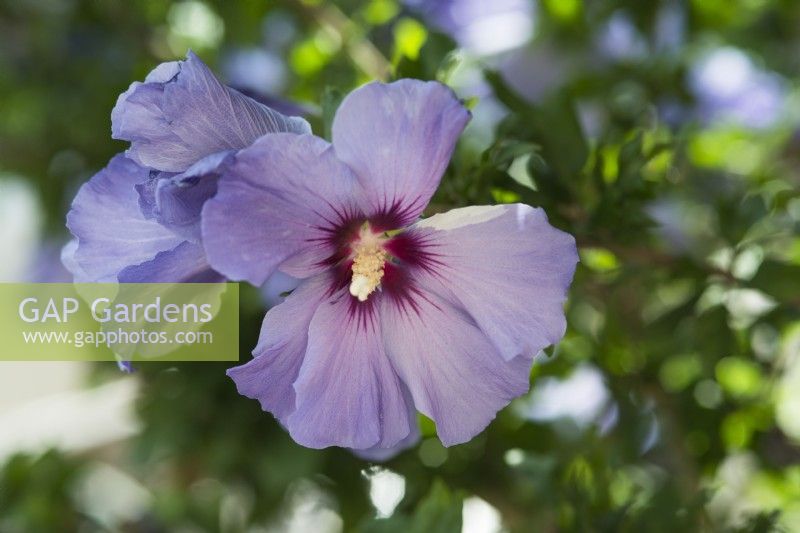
[349,235,387,302]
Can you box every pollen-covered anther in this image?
[349,237,387,302]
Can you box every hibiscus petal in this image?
[380,288,533,447]
[112,51,310,173]
[287,291,413,449]
[260,270,302,308]
[227,275,330,424]
[60,240,91,283]
[351,429,420,462]
[411,204,578,361]
[148,150,235,242]
[202,133,364,285]
[351,403,420,461]
[332,79,470,226]
[118,241,222,283]
[66,154,184,282]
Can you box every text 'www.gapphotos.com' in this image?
[21,329,213,348]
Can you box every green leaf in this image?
[484,70,588,185]
[358,480,463,533]
[749,260,800,304]
[393,18,428,63]
[409,480,463,533]
[360,0,400,26]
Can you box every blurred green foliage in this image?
[2,0,800,531]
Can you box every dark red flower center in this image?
[316,211,440,309]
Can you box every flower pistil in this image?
[349,226,388,302]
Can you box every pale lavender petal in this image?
[112,51,311,173]
[351,402,420,461]
[61,240,91,283]
[411,204,578,361]
[202,133,364,285]
[381,288,533,446]
[118,241,222,283]
[227,275,331,424]
[234,87,312,118]
[332,79,470,225]
[149,150,235,242]
[352,429,420,462]
[287,291,413,449]
[261,270,302,308]
[134,170,165,221]
[66,155,184,283]
[144,60,181,83]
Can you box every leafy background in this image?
[1,0,800,531]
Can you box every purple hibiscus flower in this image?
[64,52,310,283]
[204,80,578,450]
